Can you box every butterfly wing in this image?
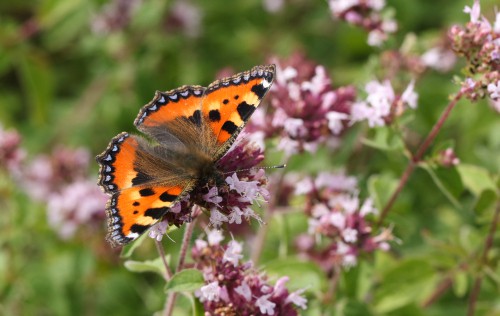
[134,85,206,134]
[201,64,275,158]
[96,132,195,246]
[97,65,275,246]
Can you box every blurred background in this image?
[1,0,499,315]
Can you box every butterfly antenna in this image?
[222,164,286,175]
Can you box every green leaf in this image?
[343,299,373,316]
[165,269,205,294]
[17,53,54,124]
[456,164,497,196]
[453,271,468,297]
[474,189,497,217]
[183,292,205,316]
[265,258,325,294]
[420,163,463,209]
[367,173,399,212]
[374,258,438,313]
[362,126,405,152]
[120,232,148,258]
[123,256,169,276]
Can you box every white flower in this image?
[342,228,358,243]
[223,240,243,266]
[148,220,168,241]
[311,203,330,218]
[301,66,330,96]
[209,208,228,227]
[367,0,385,11]
[464,0,480,23]
[194,239,208,250]
[367,29,387,47]
[199,281,221,302]
[228,206,244,224]
[329,0,359,14]
[487,81,500,99]
[421,48,457,72]
[235,281,252,301]
[401,80,418,109]
[329,212,346,229]
[284,118,307,138]
[494,11,500,33]
[203,186,223,205]
[315,171,357,192]
[295,177,314,195]
[326,111,349,135]
[360,198,378,216]
[207,229,224,246]
[343,254,358,267]
[256,294,276,315]
[286,288,308,309]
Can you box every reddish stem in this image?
[155,239,173,281]
[164,208,199,316]
[377,91,463,226]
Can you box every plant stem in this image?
[164,209,199,316]
[155,239,173,281]
[422,261,468,308]
[377,91,463,226]
[467,200,500,316]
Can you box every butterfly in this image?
[96,65,275,247]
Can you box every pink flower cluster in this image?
[21,145,107,239]
[192,230,307,315]
[149,135,269,241]
[91,0,141,34]
[248,54,356,156]
[328,0,398,46]
[449,0,500,104]
[295,172,393,270]
[351,79,418,127]
[0,125,25,175]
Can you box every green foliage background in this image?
[1,0,499,315]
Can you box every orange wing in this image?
[106,184,189,246]
[96,133,193,246]
[201,64,275,156]
[134,85,206,133]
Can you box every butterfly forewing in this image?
[202,65,275,158]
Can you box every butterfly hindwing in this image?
[106,184,191,246]
[96,132,137,194]
[97,133,195,246]
[202,64,275,156]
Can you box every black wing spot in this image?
[130,224,149,234]
[221,121,238,134]
[133,210,139,214]
[234,95,239,100]
[251,83,266,99]
[237,101,255,121]
[139,188,155,197]
[223,99,229,104]
[188,110,202,127]
[132,171,153,186]
[160,191,177,202]
[133,201,140,206]
[144,207,168,220]
[209,109,221,122]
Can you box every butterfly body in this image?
[97,65,275,246]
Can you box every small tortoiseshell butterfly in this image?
[96,65,275,247]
